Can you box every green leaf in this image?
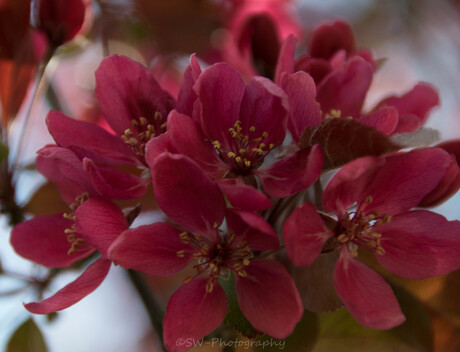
[220,274,260,338]
[299,118,400,170]
[0,143,9,163]
[7,318,48,352]
[254,310,319,352]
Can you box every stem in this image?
[126,269,166,352]
[12,49,54,170]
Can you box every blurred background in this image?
[1,0,460,351]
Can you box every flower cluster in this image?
[9,9,460,352]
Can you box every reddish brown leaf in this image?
[24,182,68,216]
[299,118,400,170]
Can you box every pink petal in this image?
[235,259,303,339]
[109,222,192,276]
[281,71,321,144]
[259,145,323,198]
[25,258,111,314]
[317,57,373,117]
[309,20,356,59]
[377,82,439,125]
[144,133,175,166]
[393,114,422,133]
[359,107,398,135]
[194,62,245,145]
[218,178,271,211]
[334,251,405,329]
[322,156,386,216]
[95,55,175,138]
[83,159,148,200]
[46,110,137,165]
[283,202,334,266]
[295,56,332,85]
[361,148,451,215]
[166,110,224,175]
[419,153,460,207]
[274,34,296,85]
[225,209,279,250]
[239,76,289,148]
[163,278,227,352]
[10,215,94,268]
[152,153,225,236]
[176,54,202,119]
[75,198,128,258]
[376,211,460,279]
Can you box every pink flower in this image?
[46,55,176,166]
[146,62,323,201]
[10,146,136,314]
[283,148,460,329]
[106,153,303,351]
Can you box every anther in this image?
[249,126,256,132]
[262,131,269,138]
[227,152,236,158]
[176,250,186,258]
[139,117,148,126]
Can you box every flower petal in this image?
[218,178,271,211]
[283,202,334,266]
[376,211,460,279]
[281,71,321,144]
[295,56,332,85]
[225,209,278,250]
[377,83,439,125]
[309,20,356,60]
[359,107,398,135]
[163,278,227,352]
[83,159,148,200]
[259,145,323,198]
[25,258,111,314]
[75,198,128,258]
[194,62,245,145]
[274,34,296,84]
[361,148,451,215]
[95,55,175,138]
[152,153,225,236]
[317,57,373,117]
[334,251,405,329]
[10,215,93,268]
[176,54,202,119]
[109,222,192,276]
[235,259,303,339]
[46,110,137,165]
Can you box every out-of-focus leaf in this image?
[7,318,48,352]
[254,310,319,352]
[293,250,343,313]
[391,127,440,148]
[315,308,417,352]
[220,274,260,338]
[0,143,8,163]
[389,285,434,352]
[24,182,68,216]
[299,118,400,170]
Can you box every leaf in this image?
[0,142,8,163]
[299,118,400,170]
[220,274,261,338]
[292,250,343,313]
[254,310,319,352]
[7,318,48,352]
[23,182,68,216]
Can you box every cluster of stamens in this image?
[121,112,166,157]
[63,193,90,255]
[336,196,392,257]
[325,109,353,120]
[211,120,275,175]
[176,229,253,293]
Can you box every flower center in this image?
[63,193,90,255]
[121,112,166,158]
[336,196,391,257]
[176,231,253,292]
[211,120,275,175]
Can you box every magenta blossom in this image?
[146,62,323,201]
[96,153,303,351]
[10,148,132,314]
[283,148,460,329]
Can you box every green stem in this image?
[126,269,166,352]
